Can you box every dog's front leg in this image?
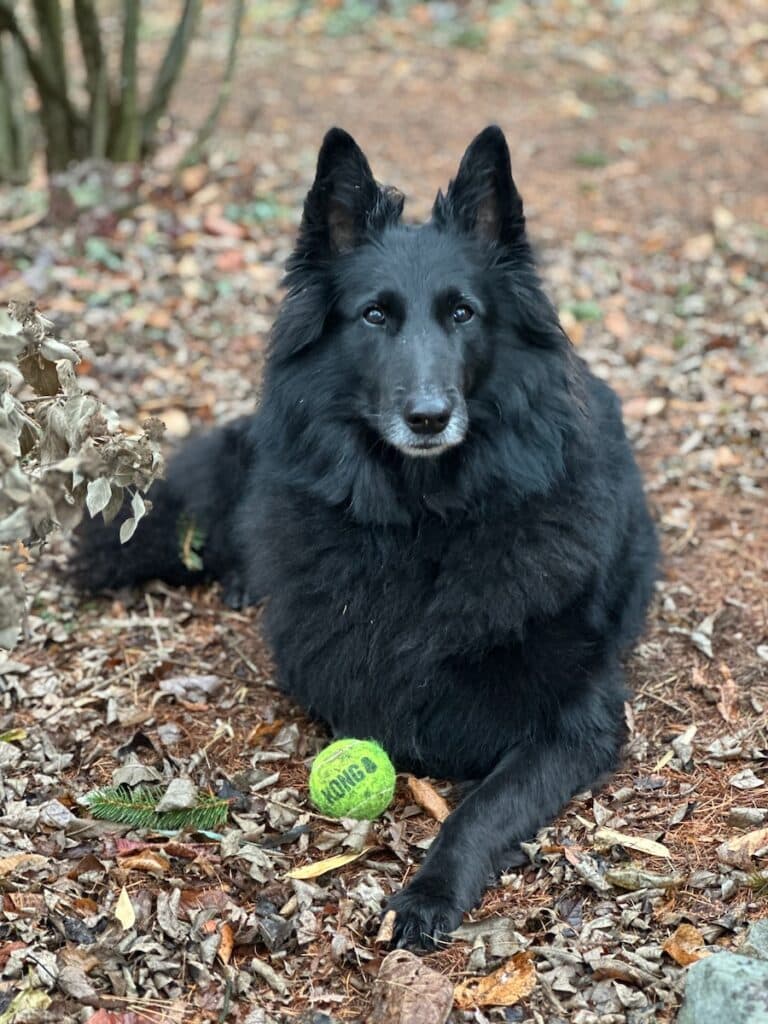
[388,703,623,949]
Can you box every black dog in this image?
[75,126,658,949]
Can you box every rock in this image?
[368,950,454,1024]
[741,920,768,961]
[677,952,768,1024]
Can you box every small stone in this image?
[740,920,768,962]
[677,952,768,1024]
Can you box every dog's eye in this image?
[452,303,474,324]
[363,305,386,326]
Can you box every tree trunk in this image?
[110,0,141,162]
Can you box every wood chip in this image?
[406,775,451,822]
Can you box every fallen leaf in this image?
[717,827,768,869]
[114,886,136,930]
[218,921,234,965]
[593,827,671,859]
[179,164,208,194]
[605,866,686,891]
[562,845,611,893]
[454,952,536,1009]
[0,853,49,877]
[0,728,27,743]
[682,233,715,262]
[370,949,454,1024]
[0,987,51,1023]
[286,846,374,879]
[604,309,629,340]
[716,663,740,723]
[729,376,764,397]
[117,850,170,875]
[729,768,764,791]
[406,775,451,822]
[203,211,246,238]
[662,923,711,966]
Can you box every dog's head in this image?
[270,126,551,460]
[264,128,578,519]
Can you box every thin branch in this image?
[181,0,246,167]
[73,0,110,156]
[141,0,201,152]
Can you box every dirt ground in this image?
[1,1,767,1022]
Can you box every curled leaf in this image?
[454,952,536,1009]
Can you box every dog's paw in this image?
[220,570,262,610]
[387,883,464,951]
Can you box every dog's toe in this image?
[387,885,464,951]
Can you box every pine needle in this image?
[84,784,228,831]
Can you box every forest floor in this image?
[1,1,767,1022]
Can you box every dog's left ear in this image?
[299,128,384,256]
[436,126,525,246]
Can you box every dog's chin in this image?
[386,432,466,459]
[397,440,455,458]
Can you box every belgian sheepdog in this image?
[75,126,658,948]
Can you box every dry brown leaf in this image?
[716,662,740,723]
[286,846,374,880]
[406,775,451,822]
[0,853,49,877]
[117,850,170,876]
[682,233,715,261]
[370,949,454,1024]
[605,309,629,340]
[717,826,768,869]
[662,924,711,966]
[218,921,235,965]
[593,826,671,859]
[454,952,536,1009]
[730,376,764,397]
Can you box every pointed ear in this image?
[436,126,525,246]
[298,128,382,256]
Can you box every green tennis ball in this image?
[309,738,396,820]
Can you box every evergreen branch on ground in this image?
[85,785,230,831]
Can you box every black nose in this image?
[403,394,454,436]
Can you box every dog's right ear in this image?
[298,128,381,257]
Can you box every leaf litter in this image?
[2,0,767,1021]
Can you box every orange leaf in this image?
[117,850,170,876]
[454,952,536,1009]
[406,775,451,822]
[218,921,234,965]
[662,924,711,966]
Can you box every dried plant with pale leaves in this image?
[0,300,164,647]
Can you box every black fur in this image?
[74,126,658,949]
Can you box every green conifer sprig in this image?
[84,784,229,831]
